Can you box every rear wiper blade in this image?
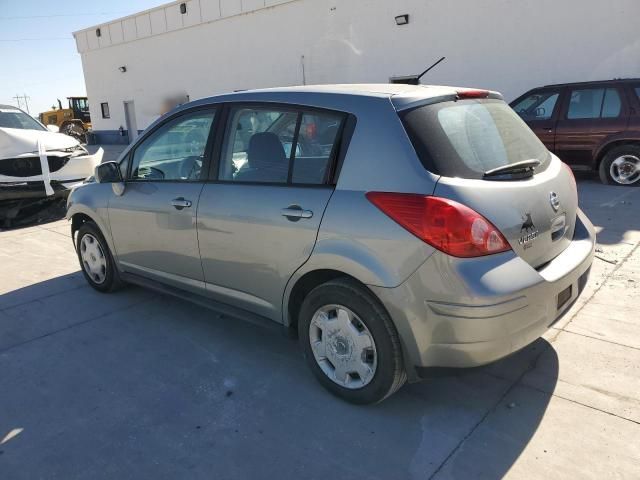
[483,159,542,178]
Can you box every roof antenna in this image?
[416,56,446,83]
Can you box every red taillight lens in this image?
[456,89,490,99]
[366,192,511,258]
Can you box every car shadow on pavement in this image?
[0,272,559,479]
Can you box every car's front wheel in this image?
[299,278,406,404]
[76,222,124,292]
[599,145,640,186]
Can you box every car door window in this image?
[220,107,298,183]
[567,88,605,119]
[601,88,622,118]
[291,111,344,184]
[512,91,559,120]
[130,110,216,181]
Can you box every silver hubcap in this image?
[309,305,377,389]
[610,155,640,185]
[80,234,107,284]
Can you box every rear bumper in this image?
[370,209,595,378]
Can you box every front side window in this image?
[219,106,345,185]
[130,109,215,181]
[512,91,559,120]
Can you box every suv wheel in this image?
[599,145,640,186]
[76,222,125,292]
[298,278,406,404]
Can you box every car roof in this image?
[0,104,22,111]
[183,84,503,113]
[542,78,640,89]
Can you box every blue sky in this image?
[0,0,163,116]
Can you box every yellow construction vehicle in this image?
[39,97,91,143]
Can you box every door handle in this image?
[171,197,192,210]
[281,205,313,221]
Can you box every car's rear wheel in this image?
[76,222,124,292]
[298,278,406,404]
[599,145,640,186]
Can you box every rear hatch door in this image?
[400,97,577,268]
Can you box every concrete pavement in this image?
[0,177,639,479]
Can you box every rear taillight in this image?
[366,192,511,258]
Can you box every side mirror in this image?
[95,161,123,183]
[535,107,547,118]
[46,124,60,133]
[95,161,126,196]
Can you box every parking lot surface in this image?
[1,177,639,479]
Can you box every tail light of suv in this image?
[366,192,511,258]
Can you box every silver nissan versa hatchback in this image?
[67,85,595,404]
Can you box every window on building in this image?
[130,109,216,181]
[101,102,110,119]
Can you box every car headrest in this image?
[247,132,287,168]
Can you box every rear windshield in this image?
[400,99,550,179]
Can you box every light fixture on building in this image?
[395,14,409,26]
[118,66,127,73]
[180,3,187,14]
[96,28,101,37]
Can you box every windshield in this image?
[0,108,46,131]
[400,99,550,179]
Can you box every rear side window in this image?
[567,88,621,119]
[219,106,345,185]
[401,99,550,179]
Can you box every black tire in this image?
[298,278,406,404]
[598,145,640,186]
[76,222,125,293]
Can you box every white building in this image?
[73,0,640,144]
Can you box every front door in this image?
[109,107,218,290]
[197,105,346,320]
[511,88,563,152]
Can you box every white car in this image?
[0,104,102,224]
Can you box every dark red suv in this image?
[511,79,640,186]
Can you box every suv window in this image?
[219,106,344,185]
[401,99,550,179]
[567,88,621,119]
[601,88,622,118]
[512,91,559,120]
[130,110,215,181]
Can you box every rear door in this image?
[511,88,563,152]
[108,107,217,289]
[401,98,577,269]
[554,86,627,167]
[197,104,347,320]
